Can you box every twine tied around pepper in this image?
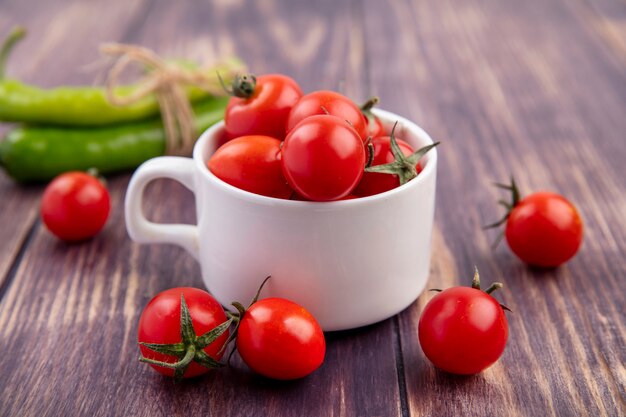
[100,43,244,156]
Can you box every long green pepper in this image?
[0,26,238,183]
[0,97,228,183]
[0,27,236,126]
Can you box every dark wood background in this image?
[0,0,625,416]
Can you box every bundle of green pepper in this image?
[0,27,236,183]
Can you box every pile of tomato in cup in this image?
[207,74,438,201]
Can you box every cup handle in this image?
[125,157,199,261]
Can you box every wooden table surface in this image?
[0,0,625,416]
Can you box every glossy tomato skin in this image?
[281,115,366,201]
[286,90,369,141]
[207,135,293,199]
[368,115,385,138]
[138,287,229,378]
[41,171,110,241]
[224,74,303,140]
[353,135,419,197]
[236,298,325,380]
[505,192,583,267]
[419,287,508,375]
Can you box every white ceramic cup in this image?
[125,109,437,331]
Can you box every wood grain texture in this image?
[0,0,153,291]
[0,0,625,416]
[0,176,39,291]
[362,0,626,416]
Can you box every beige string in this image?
[100,43,244,156]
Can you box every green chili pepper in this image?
[0,97,228,183]
[0,27,237,126]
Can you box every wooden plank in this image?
[568,0,626,67]
[0,174,39,291]
[362,0,626,416]
[0,1,404,416]
[0,0,154,287]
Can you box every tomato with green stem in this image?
[418,268,509,375]
[356,122,439,197]
[236,297,325,380]
[137,287,230,380]
[223,73,302,140]
[485,178,583,267]
[226,277,325,380]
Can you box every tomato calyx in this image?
[364,122,440,185]
[219,73,257,99]
[138,294,232,381]
[430,267,511,312]
[483,176,522,248]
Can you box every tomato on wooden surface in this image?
[137,287,230,379]
[487,179,583,267]
[286,90,369,141]
[236,297,326,380]
[224,74,302,140]
[418,269,509,375]
[40,171,110,241]
[281,114,366,201]
[207,135,293,199]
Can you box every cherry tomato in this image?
[138,287,229,378]
[40,171,110,241]
[224,74,303,140]
[286,90,369,141]
[368,116,385,138]
[353,135,420,197]
[418,269,509,375]
[488,179,584,267]
[281,114,366,201]
[506,192,583,267]
[207,135,293,199]
[236,297,326,380]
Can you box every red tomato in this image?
[281,115,366,201]
[505,192,583,267]
[236,297,326,380]
[224,74,303,140]
[368,115,385,138]
[353,135,419,197]
[138,287,229,378]
[207,135,293,199]
[41,171,110,241]
[418,270,509,375]
[286,90,369,141]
